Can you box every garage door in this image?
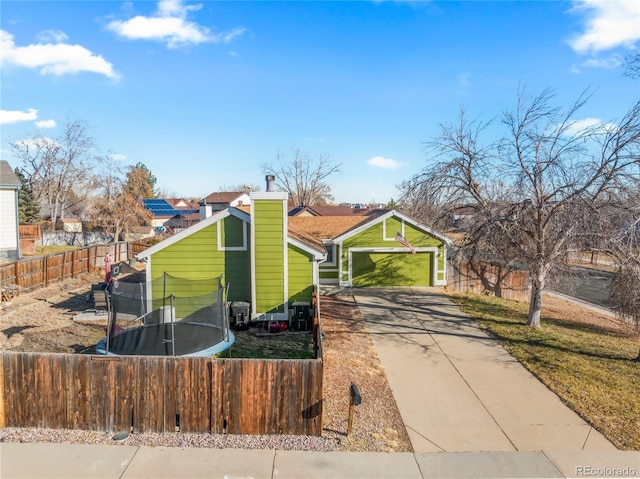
[351,252,433,287]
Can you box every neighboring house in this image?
[0,160,21,261]
[137,189,326,321]
[57,217,82,232]
[143,199,198,229]
[124,226,155,242]
[288,204,384,217]
[165,198,197,209]
[290,210,452,287]
[200,192,251,215]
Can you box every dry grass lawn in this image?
[448,291,640,450]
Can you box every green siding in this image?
[288,244,314,303]
[219,214,245,247]
[150,217,251,302]
[320,270,339,280]
[253,200,285,314]
[340,216,445,287]
[352,252,432,287]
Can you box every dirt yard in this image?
[0,272,108,353]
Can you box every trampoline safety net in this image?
[102,273,233,356]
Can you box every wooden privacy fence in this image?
[0,242,139,294]
[447,260,531,302]
[0,353,323,436]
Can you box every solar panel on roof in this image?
[143,199,198,217]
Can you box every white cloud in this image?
[36,119,56,128]
[581,54,623,69]
[0,108,38,125]
[111,153,127,161]
[37,30,69,43]
[0,29,119,79]
[368,156,404,169]
[562,117,617,136]
[569,0,640,54]
[107,0,246,49]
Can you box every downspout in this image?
[14,188,20,260]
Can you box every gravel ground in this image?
[0,280,412,452]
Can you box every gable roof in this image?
[332,209,454,245]
[288,205,384,217]
[289,216,371,240]
[137,207,251,259]
[201,191,249,204]
[165,198,197,209]
[137,206,326,260]
[288,223,326,253]
[0,160,20,188]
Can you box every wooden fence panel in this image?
[46,254,64,285]
[15,258,45,292]
[1,352,323,436]
[175,357,211,433]
[447,261,531,302]
[1,242,136,295]
[0,263,16,288]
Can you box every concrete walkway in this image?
[352,287,617,453]
[2,443,639,478]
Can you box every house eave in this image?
[137,207,250,259]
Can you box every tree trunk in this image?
[527,272,546,328]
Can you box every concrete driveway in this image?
[352,287,616,453]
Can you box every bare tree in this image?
[218,183,262,193]
[10,120,99,230]
[607,188,640,360]
[262,149,341,206]
[623,51,640,79]
[402,89,640,327]
[87,156,152,243]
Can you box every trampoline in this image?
[97,273,234,357]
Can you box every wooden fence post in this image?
[71,250,76,278]
[13,261,20,290]
[0,354,5,428]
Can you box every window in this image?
[324,243,335,265]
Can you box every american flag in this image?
[395,232,416,254]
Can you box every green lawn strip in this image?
[34,245,80,255]
[448,293,640,450]
[217,330,314,359]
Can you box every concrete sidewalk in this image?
[2,443,639,478]
[353,287,617,453]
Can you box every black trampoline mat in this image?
[107,322,226,356]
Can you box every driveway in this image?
[353,287,616,453]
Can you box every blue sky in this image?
[1,0,639,204]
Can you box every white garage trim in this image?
[340,247,445,287]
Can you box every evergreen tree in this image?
[14,167,41,224]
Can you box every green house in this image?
[137,190,326,321]
[138,185,452,320]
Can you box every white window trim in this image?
[382,218,405,241]
[322,241,337,266]
[217,220,247,251]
